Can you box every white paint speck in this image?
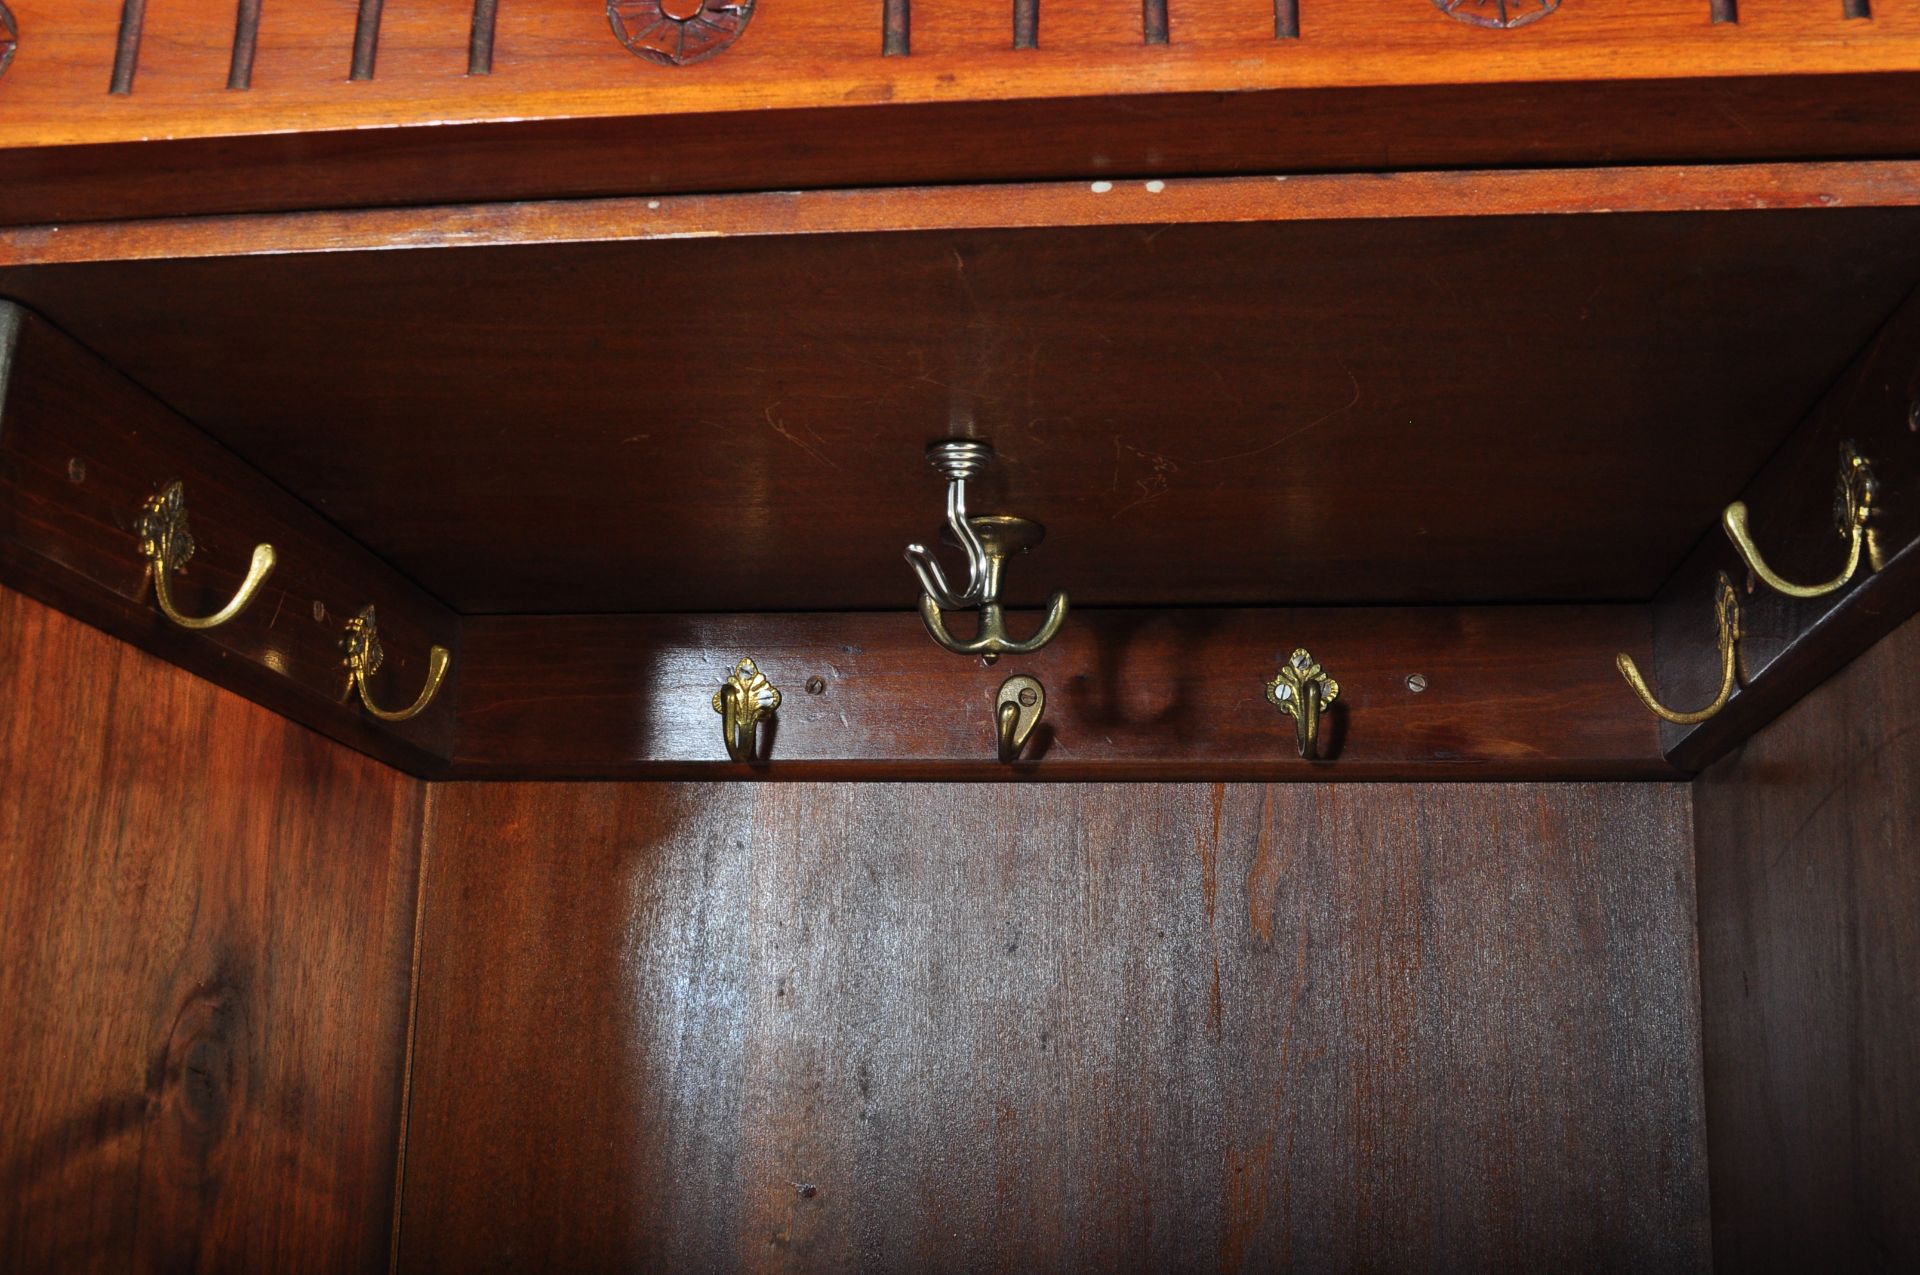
[1090,181,1113,194]
[648,200,662,209]
[1145,180,1166,194]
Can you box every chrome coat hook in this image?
[995,674,1045,763]
[904,440,1069,659]
[1617,572,1743,725]
[135,481,276,630]
[1723,440,1880,599]
[713,657,780,762]
[1265,648,1338,759]
[343,606,450,722]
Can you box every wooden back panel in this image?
[400,778,1707,1270]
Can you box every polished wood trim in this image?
[8,75,1920,227]
[450,606,1674,780]
[6,159,1920,269]
[0,302,460,773]
[1651,284,1920,772]
[4,0,1919,152]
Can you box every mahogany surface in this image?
[400,779,1707,1272]
[0,303,460,772]
[1693,610,1920,1270]
[1,1,1920,223]
[6,204,1918,615]
[452,604,1671,779]
[0,585,424,1274]
[1651,283,1920,772]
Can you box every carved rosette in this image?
[1433,0,1560,28]
[0,3,18,79]
[609,0,754,66]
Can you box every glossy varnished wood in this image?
[400,780,1707,1270]
[452,605,1671,779]
[6,205,1917,614]
[1,0,1920,222]
[7,159,1920,268]
[1648,284,1920,772]
[0,303,460,772]
[1692,610,1920,1270]
[0,585,424,1273]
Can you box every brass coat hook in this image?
[905,440,1069,659]
[995,674,1045,763]
[1723,440,1879,599]
[135,481,276,630]
[1265,648,1338,759]
[713,657,780,762]
[1617,572,1743,725]
[343,606,450,722]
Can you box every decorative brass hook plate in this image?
[135,481,277,630]
[1265,648,1338,759]
[905,440,1069,659]
[1616,572,1743,725]
[1722,440,1879,599]
[342,605,451,722]
[713,657,780,762]
[995,674,1045,763]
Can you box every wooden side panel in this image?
[0,585,424,1274]
[401,780,1707,1271]
[1693,611,1920,1270]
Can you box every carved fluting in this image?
[1433,0,1561,27]
[610,0,755,65]
[0,3,16,79]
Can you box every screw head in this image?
[805,676,826,696]
[1406,674,1428,693]
[66,457,86,484]
[1909,396,1919,432]
[1017,687,1038,707]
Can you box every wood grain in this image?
[0,302,461,773]
[9,73,1920,226]
[1,0,1917,151]
[5,207,1916,615]
[1649,283,1920,772]
[452,605,1672,780]
[399,779,1709,1271]
[1693,611,1920,1270]
[0,584,424,1274]
[8,159,1920,268]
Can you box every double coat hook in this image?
[905,440,1069,659]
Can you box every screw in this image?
[1018,687,1037,707]
[1909,396,1919,432]
[805,676,826,696]
[66,457,86,484]
[312,601,327,622]
[1406,674,1428,693]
